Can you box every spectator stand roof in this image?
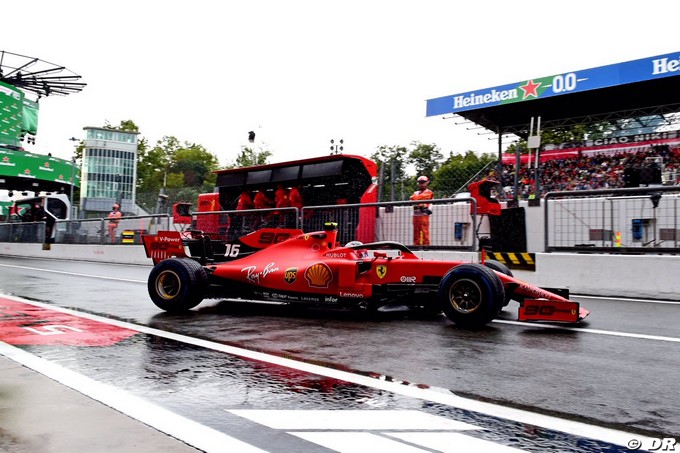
[426,51,680,142]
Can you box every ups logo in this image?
[284,267,298,284]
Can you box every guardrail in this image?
[300,198,479,250]
[0,214,172,245]
[4,191,680,255]
[544,186,680,253]
[187,198,480,250]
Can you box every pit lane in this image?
[0,256,678,452]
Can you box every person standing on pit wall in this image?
[230,188,254,239]
[274,184,291,227]
[107,203,123,243]
[410,175,434,246]
[253,187,275,227]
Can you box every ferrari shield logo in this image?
[375,265,387,279]
[284,267,298,284]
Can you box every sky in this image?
[3,0,679,167]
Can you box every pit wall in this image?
[1,242,677,301]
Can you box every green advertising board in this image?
[0,81,23,147]
[0,147,79,188]
[22,98,39,136]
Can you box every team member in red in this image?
[236,189,254,211]
[410,175,434,246]
[254,187,275,227]
[288,185,304,210]
[274,184,291,226]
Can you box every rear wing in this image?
[142,231,187,264]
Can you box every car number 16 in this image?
[225,244,241,257]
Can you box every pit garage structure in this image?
[0,51,86,198]
[425,50,680,252]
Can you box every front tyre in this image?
[148,258,208,312]
[439,264,504,328]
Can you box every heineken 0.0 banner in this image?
[0,81,23,147]
[0,147,80,187]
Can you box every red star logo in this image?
[24,169,31,175]
[58,174,64,180]
[2,156,8,162]
[44,162,50,168]
[519,80,541,99]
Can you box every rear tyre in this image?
[438,264,504,328]
[148,258,208,312]
[483,259,514,307]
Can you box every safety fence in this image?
[544,186,680,253]
[5,188,680,254]
[0,201,469,249]
[187,199,480,250]
[0,215,172,245]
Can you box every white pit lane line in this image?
[0,294,663,451]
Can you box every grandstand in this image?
[426,50,680,198]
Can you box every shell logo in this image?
[304,263,333,288]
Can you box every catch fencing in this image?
[544,186,680,253]
[0,215,172,245]
[171,199,481,250]
[7,187,680,254]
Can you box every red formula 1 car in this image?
[142,223,589,328]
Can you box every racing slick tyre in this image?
[438,263,505,328]
[148,258,208,312]
[483,259,514,307]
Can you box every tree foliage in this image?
[433,151,497,196]
[137,136,219,195]
[371,145,409,201]
[225,146,272,168]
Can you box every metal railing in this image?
[0,199,482,250]
[300,198,479,250]
[0,214,172,245]
[146,199,480,250]
[544,186,680,253]
[0,221,46,243]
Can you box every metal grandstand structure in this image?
[0,50,86,98]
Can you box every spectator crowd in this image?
[499,144,680,199]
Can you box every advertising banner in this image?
[0,147,79,188]
[426,51,680,117]
[0,81,23,147]
[22,98,39,136]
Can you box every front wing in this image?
[518,299,590,323]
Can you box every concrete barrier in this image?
[1,242,678,301]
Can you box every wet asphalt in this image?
[0,255,678,452]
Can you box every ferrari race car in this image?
[142,223,589,328]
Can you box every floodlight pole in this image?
[330,139,343,155]
[68,137,79,219]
